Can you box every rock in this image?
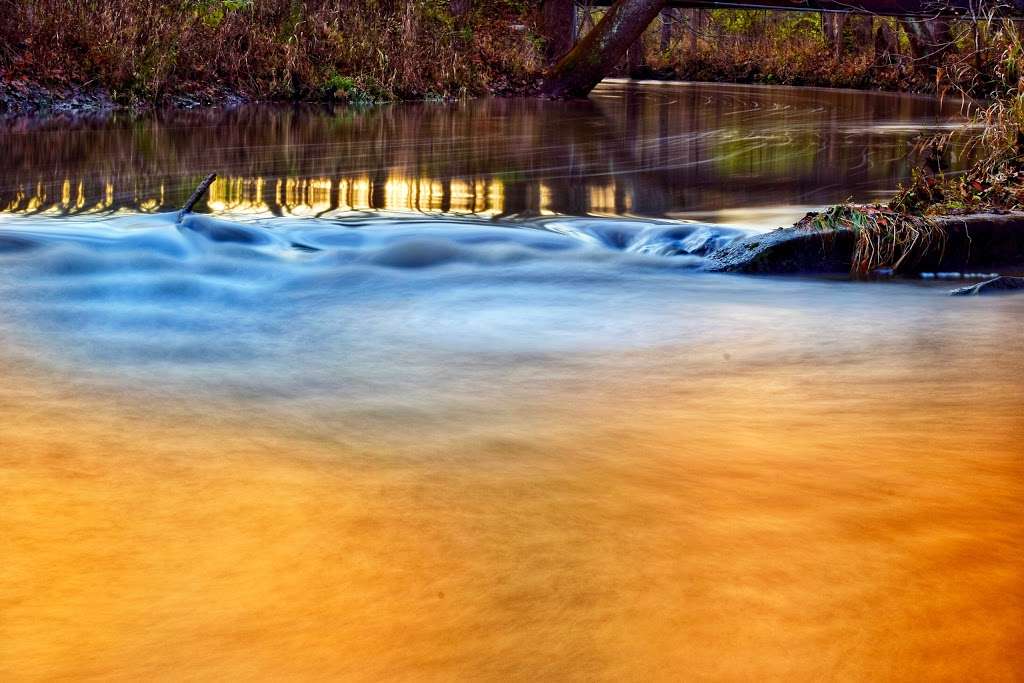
[179,214,271,245]
[704,210,1024,275]
[949,276,1024,296]
[703,226,854,274]
[1,80,114,118]
[928,213,1024,272]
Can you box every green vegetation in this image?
[619,7,1010,95]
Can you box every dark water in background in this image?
[1,80,974,227]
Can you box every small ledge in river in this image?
[704,210,1024,276]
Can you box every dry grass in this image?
[2,2,1016,105]
[892,16,1024,214]
[658,37,901,91]
[809,204,947,275]
[0,0,543,103]
[632,11,1010,95]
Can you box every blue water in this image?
[2,210,1020,443]
[0,213,747,397]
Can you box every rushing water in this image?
[1,83,1022,681]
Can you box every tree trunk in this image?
[627,35,647,76]
[821,13,847,58]
[688,9,700,54]
[848,15,873,53]
[900,18,927,60]
[541,0,576,63]
[900,17,957,76]
[450,0,471,18]
[875,20,898,62]
[542,0,667,98]
[659,8,675,53]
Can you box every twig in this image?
[176,173,217,224]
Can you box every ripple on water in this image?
[0,212,744,390]
[2,211,1019,409]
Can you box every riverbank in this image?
[0,74,936,120]
[0,79,254,118]
[2,1,1002,117]
[629,57,924,94]
[0,1,542,117]
[0,61,962,119]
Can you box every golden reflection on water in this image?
[4,173,586,218]
[0,82,975,222]
[2,173,636,220]
[2,342,1022,680]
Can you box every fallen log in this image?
[176,173,217,224]
[588,0,1024,19]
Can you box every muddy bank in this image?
[0,80,115,117]
[0,79,251,119]
[705,211,1024,276]
[626,63,929,96]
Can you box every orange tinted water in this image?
[0,81,1018,681]
[3,316,1022,680]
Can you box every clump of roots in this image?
[808,204,947,276]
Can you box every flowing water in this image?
[1,82,1022,681]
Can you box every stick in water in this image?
[176,173,218,224]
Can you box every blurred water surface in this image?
[1,80,975,227]
[0,83,1021,681]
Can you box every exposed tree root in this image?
[808,204,947,276]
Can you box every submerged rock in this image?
[0,234,41,253]
[949,276,1024,296]
[179,214,272,245]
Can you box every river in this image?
[1,82,1021,681]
